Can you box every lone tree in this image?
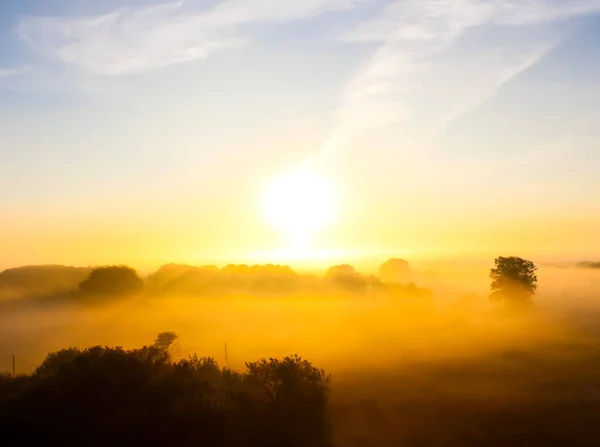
[489,256,537,306]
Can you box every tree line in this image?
[0,256,539,308]
[0,259,432,302]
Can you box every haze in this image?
[2,0,600,269]
[3,1,600,446]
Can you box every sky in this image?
[2,0,600,271]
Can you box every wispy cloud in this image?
[17,0,369,76]
[0,68,25,79]
[325,0,600,146]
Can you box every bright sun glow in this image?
[262,168,338,247]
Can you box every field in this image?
[2,263,600,445]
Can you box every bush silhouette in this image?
[245,355,333,447]
[0,336,333,447]
[78,265,143,298]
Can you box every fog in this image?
[2,260,600,445]
[2,261,600,371]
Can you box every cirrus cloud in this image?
[0,68,25,79]
[17,0,370,76]
[329,0,600,143]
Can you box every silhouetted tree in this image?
[154,331,178,351]
[490,256,537,307]
[325,265,367,294]
[245,355,333,447]
[78,265,143,298]
[378,258,411,283]
[33,347,81,378]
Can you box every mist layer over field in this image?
[2,260,600,446]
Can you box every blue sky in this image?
[2,0,600,269]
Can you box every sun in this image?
[262,168,338,247]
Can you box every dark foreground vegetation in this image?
[3,331,600,447]
[0,334,332,447]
